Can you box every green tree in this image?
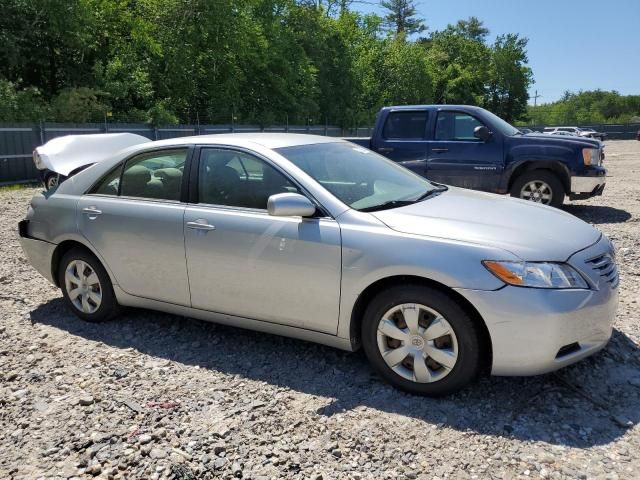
[454,17,489,42]
[50,87,108,122]
[485,34,533,122]
[380,0,426,36]
[425,28,490,105]
[528,90,640,125]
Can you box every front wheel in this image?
[58,248,121,322]
[361,285,483,396]
[510,170,565,208]
[45,173,59,190]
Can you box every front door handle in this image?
[82,206,102,215]
[378,147,394,153]
[432,148,449,153]
[186,220,216,231]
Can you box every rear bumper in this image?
[456,281,618,376]
[18,220,56,284]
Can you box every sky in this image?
[354,0,640,104]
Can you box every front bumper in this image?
[18,220,57,284]
[570,174,606,199]
[455,238,619,375]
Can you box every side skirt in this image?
[113,286,354,352]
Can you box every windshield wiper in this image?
[358,200,416,212]
[413,185,448,201]
[359,186,449,212]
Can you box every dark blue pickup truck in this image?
[347,105,606,207]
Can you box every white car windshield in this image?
[276,142,440,211]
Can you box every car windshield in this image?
[482,110,521,136]
[275,142,438,211]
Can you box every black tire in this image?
[509,170,565,208]
[44,173,59,191]
[58,248,121,322]
[361,284,483,396]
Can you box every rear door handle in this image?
[377,147,394,153]
[186,220,216,231]
[432,148,449,153]
[82,206,102,215]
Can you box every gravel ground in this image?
[1,140,639,480]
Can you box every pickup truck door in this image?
[371,110,429,176]
[427,110,504,192]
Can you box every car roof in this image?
[138,133,343,151]
[381,104,486,112]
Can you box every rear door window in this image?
[91,149,188,200]
[382,111,428,139]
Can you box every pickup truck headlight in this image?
[483,261,589,289]
[582,148,600,166]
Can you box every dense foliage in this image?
[526,90,640,126]
[0,0,533,125]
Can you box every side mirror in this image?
[267,193,316,217]
[473,125,491,142]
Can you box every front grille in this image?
[586,253,619,288]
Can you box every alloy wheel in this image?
[520,180,552,204]
[46,175,58,190]
[376,303,459,383]
[64,260,102,314]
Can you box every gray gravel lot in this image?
[1,140,639,480]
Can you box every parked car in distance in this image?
[548,130,579,137]
[346,105,606,208]
[543,126,606,141]
[19,133,619,396]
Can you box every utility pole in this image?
[532,90,542,126]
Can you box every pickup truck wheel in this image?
[58,248,121,322]
[361,284,482,396]
[510,171,564,208]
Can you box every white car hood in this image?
[371,187,601,261]
[35,133,150,176]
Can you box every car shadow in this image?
[31,298,640,449]
[563,204,632,224]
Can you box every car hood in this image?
[371,187,601,261]
[524,133,601,148]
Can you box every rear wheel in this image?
[58,248,120,322]
[361,284,483,396]
[510,170,565,208]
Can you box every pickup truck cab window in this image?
[435,111,484,141]
[383,111,428,139]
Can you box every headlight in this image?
[483,261,589,289]
[582,148,600,166]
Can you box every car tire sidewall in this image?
[58,248,120,322]
[510,170,565,208]
[361,285,482,397]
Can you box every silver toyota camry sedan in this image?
[19,133,619,396]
